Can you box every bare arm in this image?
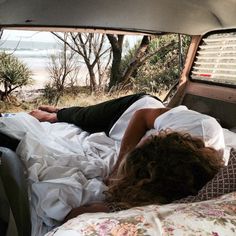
[110,107,170,176]
[64,202,109,222]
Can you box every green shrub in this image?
[0,52,33,100]
[124,34,191,95]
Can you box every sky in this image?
[2,29,142,46]
[2,29,56,42]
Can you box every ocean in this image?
[0,35,140,90]
[0,40,81,90]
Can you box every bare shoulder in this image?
[134,107,170,129]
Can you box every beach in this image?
[1,48,89,93]
[0,32,141,92]
[23,57,50,90]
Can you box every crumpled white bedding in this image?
[0,113,119,236]
[1,112,236,236]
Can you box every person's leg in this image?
[29,110,57,122]
[38,105,59,113]
[0,132,20,151]
[57,93,149,134]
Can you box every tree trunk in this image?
[121,36,150,86]
[107,34,124,90]
[87,65,97,92]
[52,32,110,92]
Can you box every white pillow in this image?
[154,106,227,162]
[223,128,236,149]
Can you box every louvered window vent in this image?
[191,32,236,86]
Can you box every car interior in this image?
[0,0,236,235]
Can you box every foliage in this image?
[43,82,59,105]
[44,34,80,105]
[131,34,191,95]
[50,32,191,95]
[53,32,111,92]
[109,36,150,91]
[120,43,139,75]
[0,52,33,101]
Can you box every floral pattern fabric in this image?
[45,192,236,236]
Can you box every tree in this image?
[107,35,179,91]
[52,32,153,92]
[0,52,33,101]
[50,32,190,94]
[52,32,111,92]
[121,35,150,86]
[132,34,191,94]
[111,35,177,90]
[106,34,124,89]
[107,35,153,91]
[45,33,80,104]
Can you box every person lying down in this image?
[0,93,226,223]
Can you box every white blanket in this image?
[1,113,236,236]
[0,113,119,236]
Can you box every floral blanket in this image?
[46,192,236,236]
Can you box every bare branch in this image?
[52,32,82,55]
[121,39,176,87]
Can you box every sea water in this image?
[0,33,141,91]
[0,40,62,90]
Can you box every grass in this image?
[0,89,167,113]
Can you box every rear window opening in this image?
[0,29,190,108]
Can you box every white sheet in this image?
[1,113,236,236]
[0,113,119,236]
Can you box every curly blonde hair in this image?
[105,131,224,208]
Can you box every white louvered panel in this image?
[193,67,236,72]
[195,62,236,66]
[192,77,236,84]
[203,37,236,42]
[191,32,236,85]
[196,55,236,60]
[192,76,236,83]
[192,71,236,78]
[191,76,236,84]
[198,51,236,55]
[199,44,236,49]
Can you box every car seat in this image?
[0,147,31,236]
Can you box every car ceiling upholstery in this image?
[0,0,236,35]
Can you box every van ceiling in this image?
[1,0,236,35]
